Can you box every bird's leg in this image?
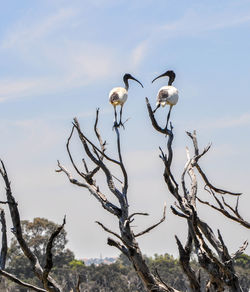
[166,105,173,129]
[153,104,160,114]
[113,106,119,129]
[118,106,125,129]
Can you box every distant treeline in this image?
[3,252,250,291]
[2,218,249,291]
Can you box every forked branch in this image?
[146,99,248,292]
[58,111,180,292]
[0,160,63,292]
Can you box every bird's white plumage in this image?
[109,87,128,106]
[156,85,179,107]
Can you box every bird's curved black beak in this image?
[130,76,144,88]
[151,73,166,83]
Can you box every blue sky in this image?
[0,0,249,258]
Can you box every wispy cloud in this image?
[1,7,76,49]
[159,10,250,37]
[0,6,143,102]
[159,10,250,36]
[206,113,250,129]
[0,79,43,102]
[130,40,149,69]
[136,6,250,58]
[185,113,250,131]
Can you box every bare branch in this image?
[59,114,181,292]
[128,212,149,221]
[196,163,241,196]
[181,147,192,199]
[0,160,44,279]
[154,268,177,292]
[0,270,46,292]
[43,217,66,289]
[135,203,166,237]
[175,235,200,291]
[0,160,62,292]
[170,206,189,219]
[230,240,248,260]
[66,125,86,179]
[56,161,121,217]
[186,131,199,156]
[75,275,81,292]
[0,209,7,269]
[146,98,171,135]
[96,221,124,243]
[73,119,125,207]
[107,238,129,257]
[73,118,120,166]
[114,126,128,200]
[94,108,106,153]
[197,195,250,229]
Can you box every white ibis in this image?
[109,73,143,128]
[152,70,179,127]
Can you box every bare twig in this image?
[230,240,248,260]
[135,203,166,237]
[96,221,124,243]
[128,212,149,221]
[114,126,128,202]
[196,163,241,196]
[73,118,120,166]
[197,195,250,229]
[56,161,121,217]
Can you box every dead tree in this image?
[58,102,249,291]
[0,161,65,292]
[146,97,249,292]
[57,109,178,292]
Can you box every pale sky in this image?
[0,0,249,259]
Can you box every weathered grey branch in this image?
[128,212,149,221]
[230,240,248,260]
[175,234,200,291]
[59,114,180,292]
[56,161,121,217]
[43,217,66,290]
[114,126,128,201]
[197,195,250,229]
[0,209,7,269]
[135,203,166,237]
[146,101,248,291]
[0,270,46,292]
[96,221,124,244]
[75,275,81,292]
[146,97,171,135]
[107,238,129,257]
[72,118,120,166]
[0,160,62,292]
[73,118,126,208]
[0,161,44,278]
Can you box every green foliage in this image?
[5,218,250,291]
[6,217,75,289]
[234,254,250,292]
[69,259,85,269]
[235,253,250,269]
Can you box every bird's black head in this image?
[123,73,144,89]
[152,70,176,85]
